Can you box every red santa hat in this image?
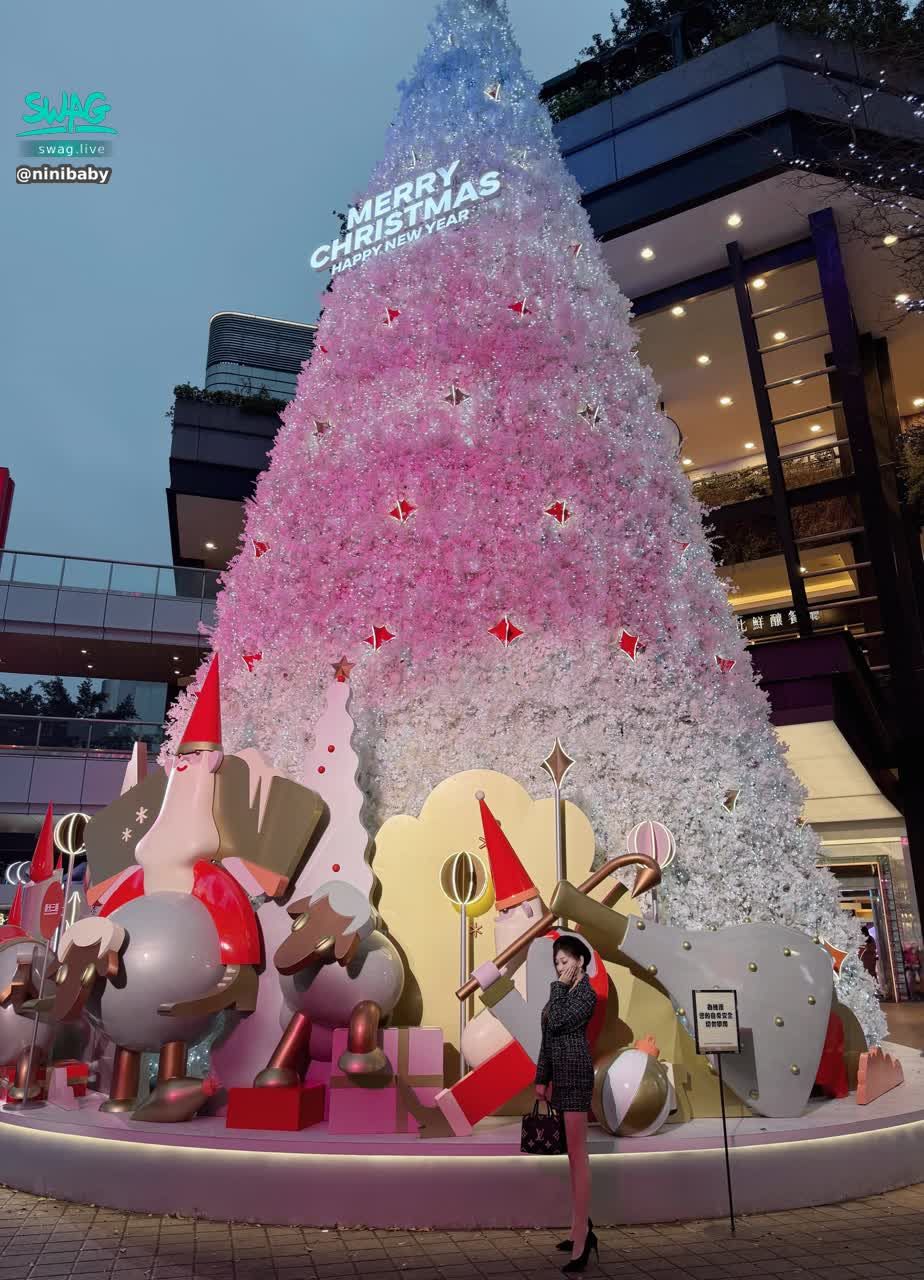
[178,654,223,755]
[0,883,27,944]
[29,803,55,884]
[476,791,538,910]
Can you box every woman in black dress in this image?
[535,936,598,1272]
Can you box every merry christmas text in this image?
[309,160,502,274]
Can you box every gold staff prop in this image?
[440,850,488,1074]
[541,739,574,905]
[455,852,661,1002]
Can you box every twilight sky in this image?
[3,1,618,563]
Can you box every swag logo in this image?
[17,90,117,158]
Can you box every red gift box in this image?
[226,1083,325,1131]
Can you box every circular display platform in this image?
[2,1043,922,1229]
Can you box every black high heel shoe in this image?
[556,1218,593,1251]
[561,1229,598,1273]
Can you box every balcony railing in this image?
[0,549,220,643]
[692,445,848,509]
[0,714,164,755]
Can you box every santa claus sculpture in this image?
[435,792,610,1136]
[54,655,327,1121]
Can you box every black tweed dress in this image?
[535,975,597,1113]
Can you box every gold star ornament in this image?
[541,738,575,788]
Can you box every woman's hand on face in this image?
[558,958,581,988]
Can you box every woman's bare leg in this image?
[565,1111,590,1259]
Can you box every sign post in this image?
[692,988,741,1234]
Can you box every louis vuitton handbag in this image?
[521,1100,568,1155]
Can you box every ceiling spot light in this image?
[792,378,803,385]
[640,246,655,260]
[671,305,686,317]
[895,293,910,304]
[744,442,756,450]
[719,396,733,406]
[726,212,743,228]
[172,655,179,660]
[80,648,88,655]
[883,234,898,246]
[751,277,768,290]
[204,541,217,550]
[682,457,694,466]
[87,664,94,670]
[697,354,711,366]
[799,566,807,574]
[810,423,823,432]
[912,396,924,408]
[174,668,181,675]
[773,330,787,342]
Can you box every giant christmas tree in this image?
[167,0,884,1041]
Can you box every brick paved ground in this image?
[1,1180,923,1280]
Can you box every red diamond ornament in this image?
[384,307,401,326]
[389,498,416,524]
[715,655,736,674]
[545,500,571,525]
[313,419,332,439]
[242,652,263,672]
[489,615,523,648]
[508,298,531,317]
[618,629,641,661]
[445,384,469,406]
[578,402,600,426]
[569,243,583,258]
[252,540,270,559]
[364,624,395,651]
[484,82,501,102]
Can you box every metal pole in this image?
[553,781,564,884]
[459,902,468,1075]
[21,938,53,1104]
[716,1055,736,1234]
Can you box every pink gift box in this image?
[328,1026,443,1135]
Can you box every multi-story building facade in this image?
[542,22,924,993]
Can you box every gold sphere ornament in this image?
[808,996,817,1006]
[790,1065,800,1075]
[647,964,658,976]
[774,1017,784,1027]
[748,962,758,972]
[635,920,646,930]
[439,850,492,917]
[53,811,90,859]
[593,1048,672,1138]
[676,1007,686,1018]
[783,947,792,957]
[682,941,692,950]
